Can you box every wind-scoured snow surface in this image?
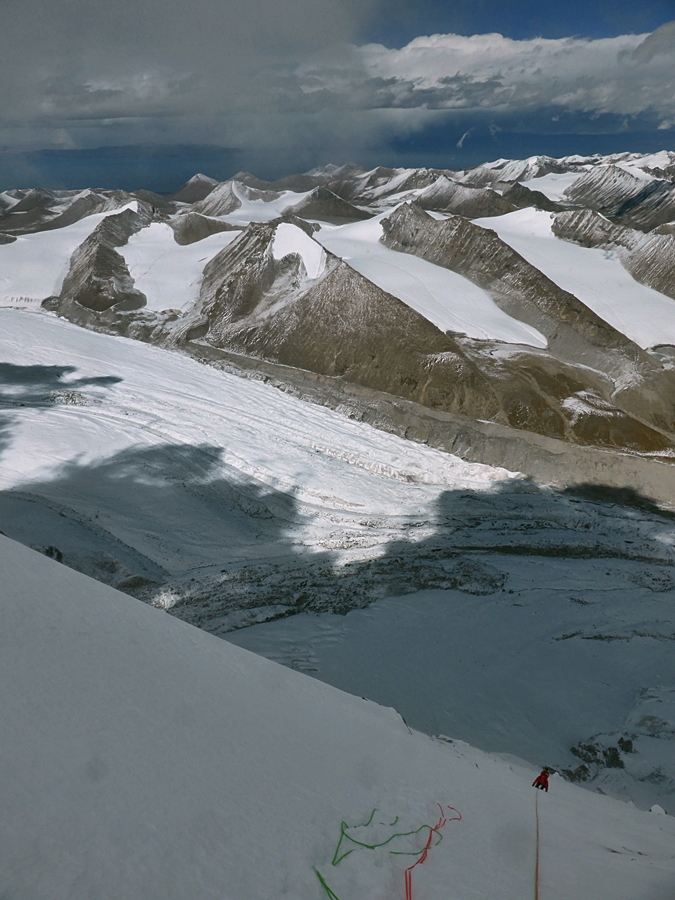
[474,208,675,349]
[2,535,674,900]
[120,222,241,311]
[317,216,548,346]
[0,203,137,307]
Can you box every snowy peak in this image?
[457,155,568,187]
[191,180,242,216]
[416,176,517,217]
[169,172,219,204]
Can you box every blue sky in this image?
[367,0,675,45]
[1,0,675,190]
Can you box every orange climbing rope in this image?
[534,789,541,900]
[404,804,462,900]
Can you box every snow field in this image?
[4,312,675,810]
[120,222,242,311]
[0,203,137,305]
[272,222,326,279]
[1,535,673,900]
[520,172,584,201]
[229,548,675,811]
[221,182,314,225]
[317,215,548,347]
[473,207,675,349]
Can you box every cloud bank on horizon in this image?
[304,25,675,124]
[1,0,675,188]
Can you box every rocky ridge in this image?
[4,148,675,464]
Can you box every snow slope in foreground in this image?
[317,216,547,347]
[120,222,241,311]
[1,535,673,900]
[0,203,137,307]
[473,208,675,349]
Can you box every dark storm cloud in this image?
[2,0,675,186]
[0,0,379,146]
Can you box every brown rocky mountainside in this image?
[5,150,674,462]
[159,216,674,453]
[379,203,675,448]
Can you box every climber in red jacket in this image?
[532,769,549,792]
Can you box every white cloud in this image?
[456,129,472,148]
[292,23,675,122]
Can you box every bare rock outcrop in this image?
[171,221,502,421]
[379,202,675,444]
[0,188,132,236]
[57,206,151,312]
[501,182,562,213]
[551,209,638,250]
[170,174,218,204]
[623,233,675,301]
[564,166,675,231]
[167,217,675,452]
[614,181,675,231]
[192,181,285,217]
[564,165,646,211]
[416,177,517,217]
[132,190,179,215]
[552,209,675,301]
[191,181,242,216]
[170,212,239,246]
[284,187,372,223]
[380,202,632,362]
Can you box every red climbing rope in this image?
[534,790,541,900]
[404,804,462,900]
[317,802,462,900]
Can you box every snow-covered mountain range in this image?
[2,151,675,840]
[5,150,675,462]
